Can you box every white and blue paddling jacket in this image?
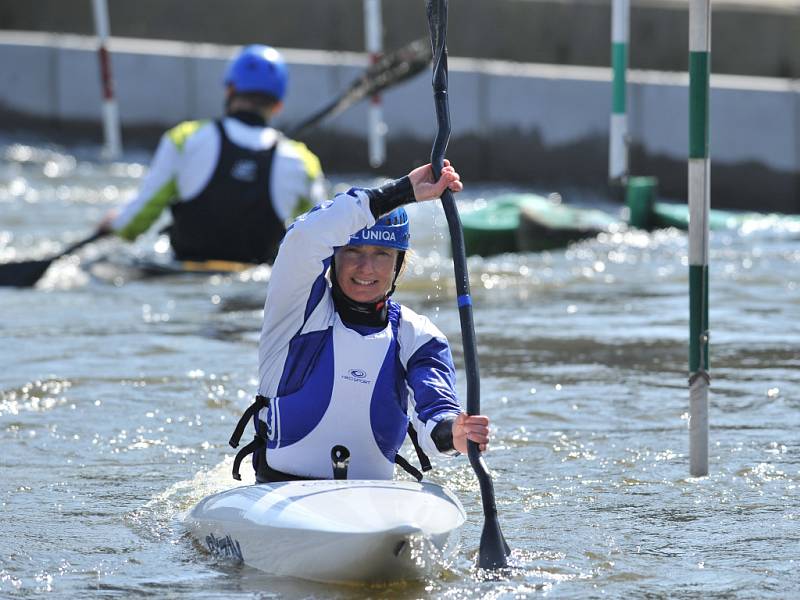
[256,189,461,480]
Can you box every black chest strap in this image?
[394,423,433,482]
[407,423,433,472]
[229,394,269,449]
[232,436,264,481]
[395,454,423,481]
[229,395,270,481]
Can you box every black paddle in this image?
[288,37,432,138]
[426,0,510,570]
[0,230,107,288]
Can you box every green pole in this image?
[688,0,711,477]
[609,0,629,183]
[626,176,657,230]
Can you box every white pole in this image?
[92,0,122,159]
[363,0,386,168]
[688,0,711,477]
[609,0,629,182]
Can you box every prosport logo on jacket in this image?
[342,368,371,384]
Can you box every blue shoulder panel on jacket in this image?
[304,257,331,322]
[406,335,460,424]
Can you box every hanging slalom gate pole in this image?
[609,0,629,183]
[363,0,386,167]
[91,0,122,160]
[688,0,711,477]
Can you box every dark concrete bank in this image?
[2,0,800,214]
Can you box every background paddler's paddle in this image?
[426,0,510,570]
[0,230,107,288]
[288,37,432,138]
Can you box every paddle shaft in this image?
[426,0,509,570]
[58,230,107,258]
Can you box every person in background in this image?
[100,44,326,264]
[229,159,491,483]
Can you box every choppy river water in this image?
[1,138,799,599]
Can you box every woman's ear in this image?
[394,250,407,281]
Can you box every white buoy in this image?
[609,0,629,183]
[688,0,711,477]
[363,0,386,167]
[91,0,122,159]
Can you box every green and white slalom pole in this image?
[688,0,711,477]
[91,0,122,160]
[615,1,659,231]
[609,0,629,184]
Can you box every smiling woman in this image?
[331,203,408,307]
[226,159,491,485]
[334,243,399,303]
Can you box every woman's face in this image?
[334,244,398,303]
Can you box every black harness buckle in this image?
[331,445,351,480]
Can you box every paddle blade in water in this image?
[0,259,52,287]
[0,230,106,287]
[478,517,510,569]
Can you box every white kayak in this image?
[185,479,466,583]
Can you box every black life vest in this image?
[169,120,284,264]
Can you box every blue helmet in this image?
[348,207,410,250]
[224,45,288,101]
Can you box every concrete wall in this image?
[2,0,800,78]
[0,32,798,213]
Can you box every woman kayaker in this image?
[231,160,490,482]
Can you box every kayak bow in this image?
[186,479,466,583]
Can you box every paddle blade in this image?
[478,516,510,569]
[0,231,106,288]
[361,37,432,98]
[288,38,432,138]
[469,445,511,569]
[0,259,52,287]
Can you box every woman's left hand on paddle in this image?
[409,159,463,202]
